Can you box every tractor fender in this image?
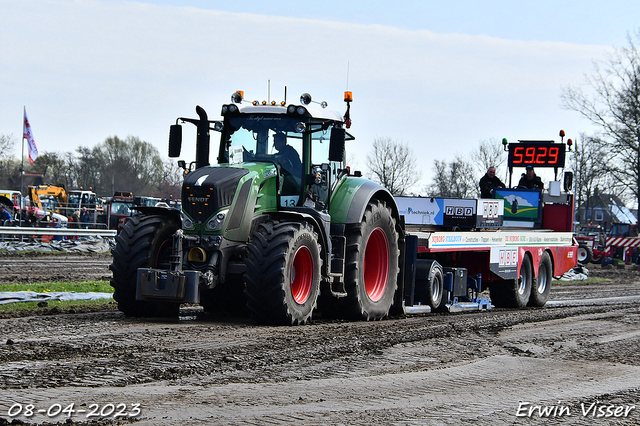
[262,210,332,278]
[330,177,399,225]
[133,206,182,222]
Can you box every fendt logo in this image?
[445,206,473,217]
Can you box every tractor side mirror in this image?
[563,171,573,192]
[329,127,345,162]
[168,124,182,157]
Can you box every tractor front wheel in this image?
[110,215,181,317]
[245,220,321,325]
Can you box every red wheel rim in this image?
[291,245,313,304]
[364,228,389,302]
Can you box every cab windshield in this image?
[220,115,333,167]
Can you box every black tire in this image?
[490,254,533,308]
[429,267,449,312]
[577,245,593,264]
[339,199,400,320]
[244,220,321,325]
[110,215,181,317]
[415,260,445,310]
[529,252,552,307]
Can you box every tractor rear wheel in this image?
[529,251,552,307]
[110,215,181,317]
[244,220,321,325]
[340,199,400,320]
[490,254,533,308]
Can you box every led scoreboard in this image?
[507,141,566,168]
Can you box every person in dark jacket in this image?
[518,165,544,189]
[479,167,505,198]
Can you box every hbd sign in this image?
[445,206,474,216]
[443,199,476,228]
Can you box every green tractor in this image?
[110,90,402,325]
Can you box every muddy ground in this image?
[1,253,640,425]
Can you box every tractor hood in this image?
[182,166,249,223]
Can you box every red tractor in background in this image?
[576,222,640,264]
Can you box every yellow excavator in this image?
[27,184,68,212]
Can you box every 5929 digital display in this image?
[507,141,566,168]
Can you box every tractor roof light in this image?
[344,91,353,102]
[221,104,239,115]
[231,91,244,103]
[502,137,508,151]
[300,92,328,109]
[300,93,312,105]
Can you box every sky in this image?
[1,0,639,193]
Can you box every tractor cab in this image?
[169,91,353,228]
[609,222,638,237]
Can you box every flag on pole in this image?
[23,108,39,164]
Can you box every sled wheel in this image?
[529,251,552,307]
[245,220,321,325]
[415,260,445,310]
[427,265,447,311]
[490,254,533,308]
[340,199,400,320]
[110,215,181,317]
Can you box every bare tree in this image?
[0,134,16,158]
[30,152,73,187]
[561,30,640,214]
[570,134,612,222]
[427,155,477,198]
[0,134,19,188]
[471,138,507,183]
[366,137,421,196]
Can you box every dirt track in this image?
[1,254,640,425]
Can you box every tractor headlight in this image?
[181,211,195,230]
[206,209,228,231]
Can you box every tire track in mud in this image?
[0,254,112,284]
[1,261,640,424]
[3,356,640,425]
